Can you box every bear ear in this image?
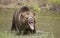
[21,13,24,18]
[27,12,29,15]
[33,13,35,16]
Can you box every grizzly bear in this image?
[11,6,36,35]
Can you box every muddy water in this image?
[0,8,60,38]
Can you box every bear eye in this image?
[26,18,28,19]
[27,13,29,15]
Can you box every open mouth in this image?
[28,21,34,30]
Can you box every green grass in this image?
[48,0,60,4]
[0,8,60,38]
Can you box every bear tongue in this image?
[29,22,34,30]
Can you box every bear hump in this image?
[20,6,29,12]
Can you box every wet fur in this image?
[11,6,36,35]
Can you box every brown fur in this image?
[11,6,36,35]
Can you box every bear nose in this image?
[28,17,33,20]
[28,17,34,22]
